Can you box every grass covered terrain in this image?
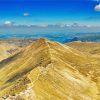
[0,39,99,100]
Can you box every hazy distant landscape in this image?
[0,25,100,43]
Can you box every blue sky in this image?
[0,0,100,25]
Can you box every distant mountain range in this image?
[0,32,73,43]
[0,32,100,43]
[0,23,100,43]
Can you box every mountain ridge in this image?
[0,38,99,100]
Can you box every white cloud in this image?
[95,4,100,11]
[92,0,100,2]
[4,21,15,26]
[93,0,99,1]
[23,13,29,16]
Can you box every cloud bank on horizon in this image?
[4,21,15,26]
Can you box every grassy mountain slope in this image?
[66,41,100,55]
[0,41,20,62]
[0,39,99,100]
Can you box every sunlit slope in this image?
[28,60,98,100]
[28,39,100,100]
[0,41,19,61]
[66,41,100,55]
[0,39,99,100]
[66,41,100,94]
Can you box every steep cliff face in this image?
[0,39,99,100]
